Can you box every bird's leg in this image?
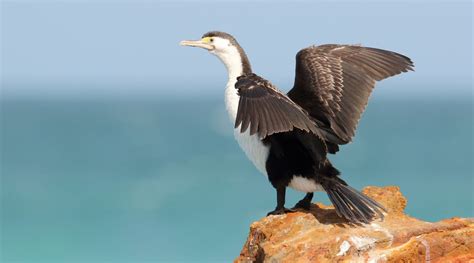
[267,187,295,216]
[293,192,314,210]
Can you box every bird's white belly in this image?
[233,128,270,176]
[288,176,324,193]
[232,131,324,194]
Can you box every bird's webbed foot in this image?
[267,207,295,216]
[292,200,311,210]
[266,187,295,216]
[292,192,314,211]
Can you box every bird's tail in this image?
[321,177,386,224]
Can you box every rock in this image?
[235,186,473,263]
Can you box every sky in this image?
[1,0,473,97]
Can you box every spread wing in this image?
[288,44,414,144]
[234,73,320,139]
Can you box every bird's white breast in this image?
[225,81,270,176]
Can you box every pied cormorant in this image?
[180,31,413,223]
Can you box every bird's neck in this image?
[216,46,252,122]
[214,46,252,82]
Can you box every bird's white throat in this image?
[211,45,244,82]
[219,45,245,121]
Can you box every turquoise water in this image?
[1,94,472,262]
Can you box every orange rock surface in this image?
[235,186,473,263]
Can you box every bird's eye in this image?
[210,38,214,42]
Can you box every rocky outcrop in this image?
[235,186,473,263]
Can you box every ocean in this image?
[1,93,472,262]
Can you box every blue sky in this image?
[1,0,472,97]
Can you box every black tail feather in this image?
[323,178,386,224]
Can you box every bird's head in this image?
[180,31,238,55]
[180,31,252,78]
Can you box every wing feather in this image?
[235,73,320,139]
[257,100,268,138]
[249,100,259,136]
[288,44,413,144]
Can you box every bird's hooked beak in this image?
[180,37,214,50]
